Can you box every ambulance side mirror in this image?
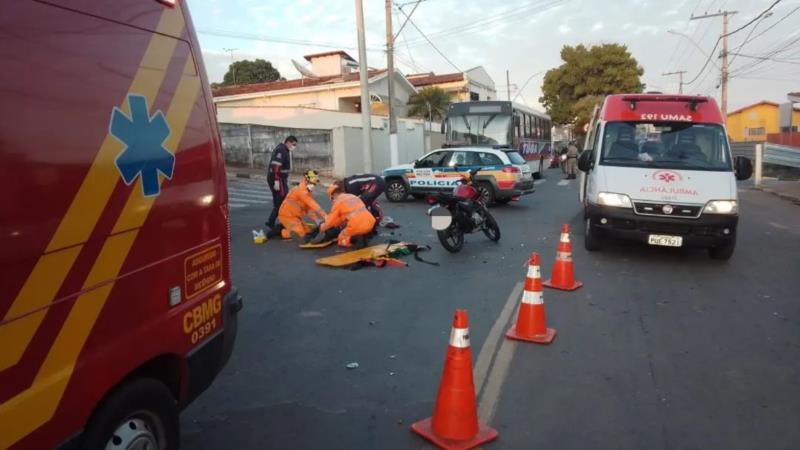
[734,156,753,181]
[578,150,594,172]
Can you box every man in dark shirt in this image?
[266,136,297,229]
[342,173,385,221]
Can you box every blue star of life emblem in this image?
[110,94,174,197]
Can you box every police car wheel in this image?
[477,182,495,205]
[385,180,408,202]
[82,378,179,450]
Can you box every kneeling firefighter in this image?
[310,181,376,247]
[271,170,326,241]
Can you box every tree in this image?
[221,59,282,86]
[407,87,451,122]
[540,44,644,133]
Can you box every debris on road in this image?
[345,362,359,370]
[252,229,266,244]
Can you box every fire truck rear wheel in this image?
[82,377,179,450]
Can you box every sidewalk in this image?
[225,165,336,185]
[753,179,800,205]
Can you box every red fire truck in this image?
[0,1,240,448]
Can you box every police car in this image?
[383,147,535,204]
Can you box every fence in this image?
[754,143,800,185]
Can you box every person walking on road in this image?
[270,170,326,241]
[266,136,297,229]
[565,141,579,180]
[310,181,376,248]
[342,173,385,222]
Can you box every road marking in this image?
[769,221,788,230]
[477,328,518,424]
[229,191,272,200]
[474,282,522,395]
[534,179,547,185]
[228,203,249,208]
[557,179,571,186]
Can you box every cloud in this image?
[663,9,679,16]
[592,22,604,31]
[558,24,572,34]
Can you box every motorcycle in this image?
[425,168,501,253]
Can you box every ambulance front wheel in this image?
[584,217,601,252]
[708,237,736,260]
[82,377,179,450]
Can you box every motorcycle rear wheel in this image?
[437,225,464,253]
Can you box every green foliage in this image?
[222,59,282,86]
[407,87,451,122]
[540,44,644,131]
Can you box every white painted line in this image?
[534,179,547,185]
[477,318,518,424]
[229,192,272,200]
[769,221,788,230]
[229,186,270,195]
[228,203,248,208]
[557,179,571,186]
[474,282,523,396]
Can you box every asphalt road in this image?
[182,170,800,450]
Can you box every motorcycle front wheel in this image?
[437,225,464,253]
[482,213,501,242]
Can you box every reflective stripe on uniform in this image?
[449,327,470,348]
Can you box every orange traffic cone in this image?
[506,253,556,344]
[543,224,583,291]
[411,310,498,450]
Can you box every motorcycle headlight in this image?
[597,192,633,208]
[703,200,738,215]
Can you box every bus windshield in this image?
[446,114,511,146]
[600,122,733,171]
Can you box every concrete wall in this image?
[330,124,435,177]
[219,123,332,173]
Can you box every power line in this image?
[741,4,800,46]
[723,0,782,37]
[197,28,383,52]
[395,5,462,73]
[401,0,565,47]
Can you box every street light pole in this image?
[691,10,737,116]
[355,0,372,173]
[385,0,399,167]
[662,70,687,94]
[222,48,238,84]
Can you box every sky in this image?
[187,0,800,112]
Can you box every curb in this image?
[754,186,800,206]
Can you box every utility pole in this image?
[691,10,737,116]
[223,48,238,84]
[506,70,511,102]
[662,70,687,94]
[385,0,399,166]
[355,0,372,172]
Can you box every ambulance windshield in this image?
[599,122,733,171]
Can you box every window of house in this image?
[746,127,766,136]
[470,91,480,101]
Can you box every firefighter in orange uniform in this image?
[273,170,326,241]
[310,181,376,247]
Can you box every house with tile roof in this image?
[407,66,496,102]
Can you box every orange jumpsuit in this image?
[277,180,326,239]
[320,193,376,247]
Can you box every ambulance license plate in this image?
[647,234,683,247]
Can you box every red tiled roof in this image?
[212,69,386,98]
[303,50,356,62]
[408,72,464,87]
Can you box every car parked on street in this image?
[383,147,535,205]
